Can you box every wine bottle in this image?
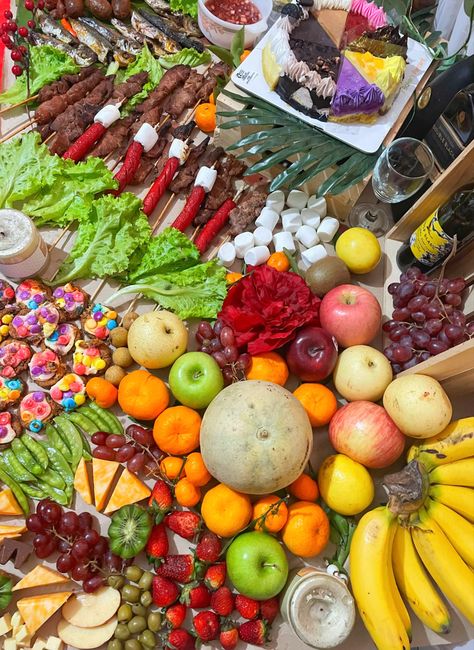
[396,185,474,272]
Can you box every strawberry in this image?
[165,602,187,629]
[204,562,226,591]
[149,479,173,523]
[193,610,220,642]
[152,575,179,608]
[260,597,279,624]
[210,586,234,617]
[166,628,195,650]
[165,510,201,541]
[235,594,260,620]
[238,620,268,646]
[180,582,211,609]
[196,530,222,563]
[157,554,203,584]
[219,622,239,650]
[146,523,169,564]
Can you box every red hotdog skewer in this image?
[194,186,246,254]
[171,162,218,232]
[62,103,122,162]
[142,137,190,217]
[111,122,159,196]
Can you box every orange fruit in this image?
[118,369,169,420]
[281,501,330,557]
[240,49,251,62]
[201,484,253,538]
[293,383,338,427]
[185,452,212,487]
[209,92,215,104]
[86,377,118,409]
[160,456,185,480]
[253,495,288,533]
[153,406,201,455]
[175,477,201,507]
[267,252,290,272]
[246,352,289,386]
[288,473,319,501]
[226,272,243,284]
[195,103,216,133]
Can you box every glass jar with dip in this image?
[0,209,50,279]
[281,565,355,649]
[198,0,272,48]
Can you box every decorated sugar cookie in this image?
[72,339,112,377]
[50,373,86,411]
[0,309,18,344]
[0,412,22,445]
[0,377,25,409]
[44,323,80,357]
[81,303,119,340]
[0,280,16,310]
[15,279,51,309]
[9,303,60,344]
[0,339,32,378]
[19,391,57,432]
[28,349,66,388]
[53,283,89,321]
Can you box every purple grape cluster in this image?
[196,320,250,385]
[91,424,163,476]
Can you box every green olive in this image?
[125,565,144,583]
[138,572,153,591]
[114,624,131,641]
[108,640,123,650]
[121,584,141,603]
[124,640,142,650]
[118,604,133,623]
[131,603,147,617]
[140,590,152,607]
[147,612,162,633]
[108,575,125,590]
[128,615,147,635]
[138,631,156,648]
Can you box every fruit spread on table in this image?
[0,0,473,649]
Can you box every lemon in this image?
[335,227,382,274]
[317,454,374,516]
[262,42,281,90]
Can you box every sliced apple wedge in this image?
[61,587,120,628]
[57,616,117,649]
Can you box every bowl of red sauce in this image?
[198,0,272,48]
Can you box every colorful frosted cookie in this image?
[0,377,25,409]
[44,323,80,357]
[0,339,32,378]
[50,373,86,411]
[9,303,60,344]
[15,279,51,309]
[0,309,18,344]
[19,391,57,432]
[28,349,66,388]
[72,339,112,377]
[81,303,119,340]
[0,281,15,310]
[53,283,89,321]
[0,412,22,445]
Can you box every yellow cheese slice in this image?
[13,566,69,591]
[17,592,72,636]
[92,458,120,511]
[0,525,27,536]
[74,458,92,505]
[0,488,23,516]
[104,469,151,514]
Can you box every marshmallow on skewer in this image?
[301,244,328,268]
[234,232,254,258]
[217,242,236,268]
[266,190,285,213]
[255,207,279,231]
[296,225,319,248]
[301,208,321,229]
[317,217,339,243]
[281,209,302,233]
[253,226,273,247]
[307,195,327,217]
[94,104,121,128]
[244,246,271,266]
[273,231,295,253]
[287,189,308,210]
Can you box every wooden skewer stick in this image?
[0,94,39,116]
[190,225,200,242]
[48,225,71,253]
[0,117,35,144]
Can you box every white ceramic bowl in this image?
[198,0,272,48]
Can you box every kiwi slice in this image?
[108,505,152,560]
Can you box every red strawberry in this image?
[204,562,226,591]
[165,602,187,629]
[157,554,203,584]
[193,610,220,642]
[238,620,268,646]
[196,530,222,563]
[149,479,173,523]
[210,586,234,617]
[165,510,201,541]
[180,582,211,609]
[219,623,239,650]
[260,597,279,624]
[152,575,179,608]
[146,523,169,563]
[235,594,260,620]
[167,628,195,650]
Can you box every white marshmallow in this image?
[282,210,302,233]
[134,123,158,152]
[301,208,321,229]
[255,207,279,231]
[298,259,310,272]
[266,190,285,213]
[94,104,121,128]
[301,244,328,267]
[234,232,255,258]
[195,166,217,192]
[307,195,327,217]
[317,216,340,242]
[217,242,236,267]
[273,231,295,253]
[296,225,319,248]
[244,245,271,266]
[253,226,273,247]
[286,189,308,210]
[169,138,190,164]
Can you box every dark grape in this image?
[57,539,71,554]
[201,344,211,354]
[72,564,90,581]
[57,554,75,572]
[223,345,238,363]
[421,282,437,297]
[105,434,126,449]
[127,453,146,473]
[27,514,45,533]
[399,335,413,347]
[58,511,80,537]
[412,330,430,349]
[130,426,154,447]
[222,367,234,386]
[425,319,443,335]
[195,331,204,344]
[467,322,474,336]
[392,363,403,374]
[382,320,397,332]
[408,295,428,310]
[401,357,418,370]
[389,325,408,342]
[78,512,93,532]
[213,320,223,336]
[83,576,105,593]
[428,340,449,355]
[84,529,100,547]
[40,500,62,525]
[392,345,413,363]
[92,537,109,558]
[383,346,395,361]
[71,539,89,560]
[36,499,53,518]
[392,308,411,322]
[212,351,227,368]
[235,353,251,372]
[393,295,408,308]
[438,329,451,346]
[444,293,462,307]
[210,338,223,353]
[445,324,465,344]
[406,267,422,279]
[447,278,466,294]
[220,326,236,347]
[424,303,442,319]
[419,351,431,362]
[387,282,400,295]
[438,279,449,294]
[398,282,416,300]
[103,550,123,572]
[34,532,55,558]
[198,321,214,339]
[451,310,466,326]
[411,311,426,324]
[116,444,136,462]
[93,445,117,461]
[91,432,108,445]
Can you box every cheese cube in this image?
[45,637,63,650]
[11,612,23,636]
[0,613,12,635]
[15,625,31,646]
[32,639,46,650]
[4,639,18,650]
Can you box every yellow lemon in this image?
[317,454,374,515]
[335,227,382,274]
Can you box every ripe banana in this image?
[429,457,474,487]
[411,508,474,625]
[426,497,474,567]
[387,550,412,640]
[407,417,474,469]
[350,506,410,650]
[392,524,451,634]
[429,484,474,523]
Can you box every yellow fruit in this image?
[426,497,474,567]
[335,227,381,274]
[429,457,474,487]
[407,417,474,468]
[317,454,374,516]
[429,484,474,522]
[262,42,281,90]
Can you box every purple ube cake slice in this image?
[330,54,384,121]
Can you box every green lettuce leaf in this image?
[169,0,197,18]
[159,48,211,69]
[117,44,163,116]
[0,46,79,105]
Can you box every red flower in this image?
[218,266,320,354]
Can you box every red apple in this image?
[328,401,405,468]
[319,284,381,348]
[286,326,338,382]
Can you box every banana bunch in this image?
[350,417,474,650]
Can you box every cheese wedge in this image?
[17,592,72,636]
[0,525,27,536]
[104,469,151,514]
[0,489,23,516]
[92,458,120,511]
[13,566,69,591]
[74,458,92,505]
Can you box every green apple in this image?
[226,531,288,600]
[168,351,224,409]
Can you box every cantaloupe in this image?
[74,458,92,505]
[17,592,72,635]
[13,566,68,591]
[0,489,23,516]
[104,469,151,514]
[0,525,27,537]
[92,459,120,511]
[200,381,313,494]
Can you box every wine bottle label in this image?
[409,210,453,265]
